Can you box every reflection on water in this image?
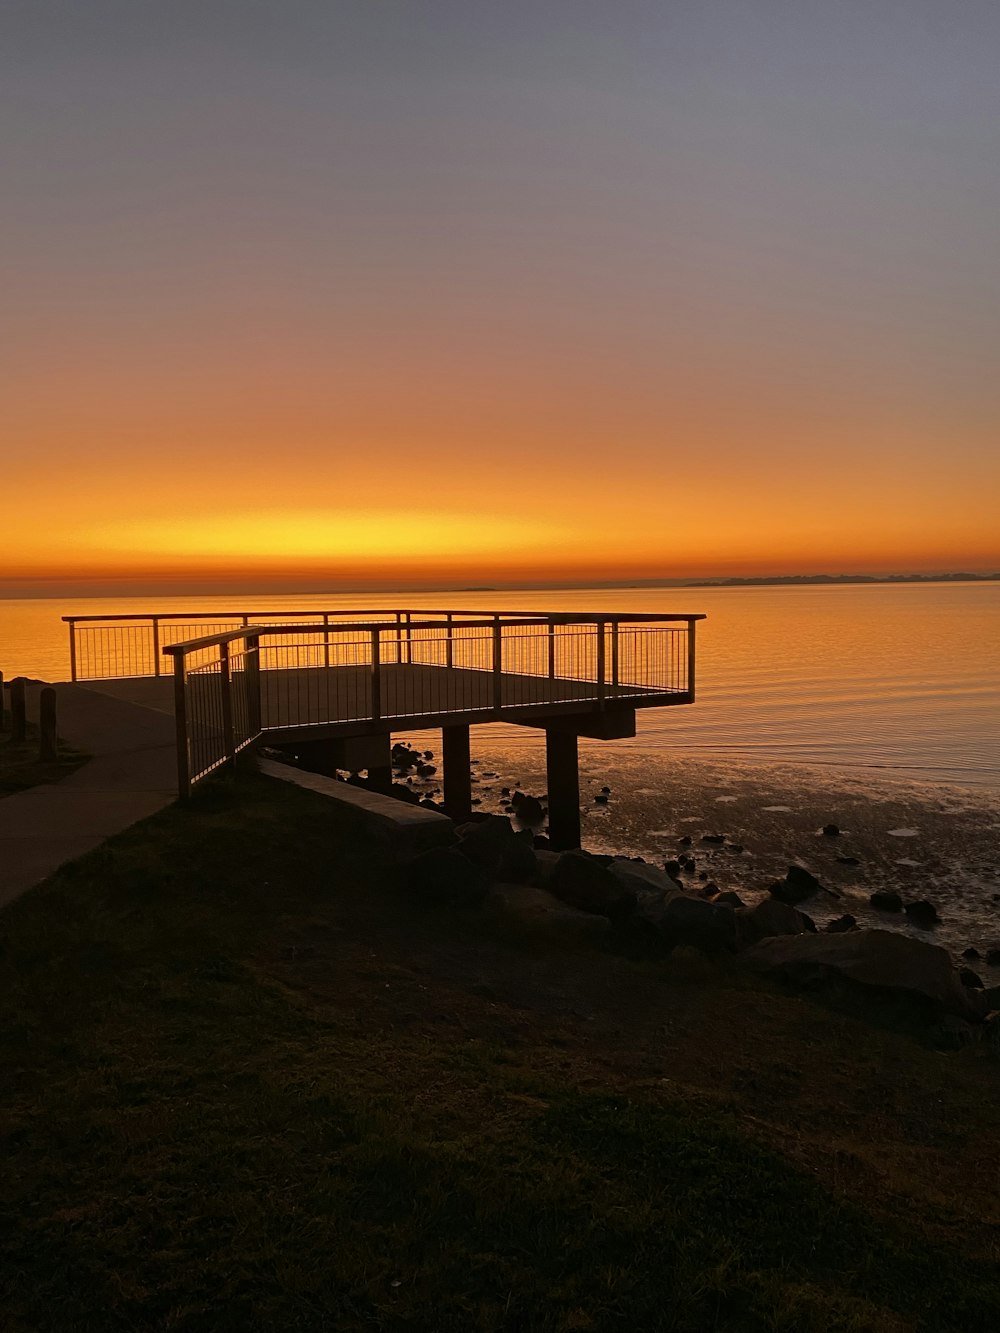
[1,582,998,788]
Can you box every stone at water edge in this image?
[870,890,904,913]
[549,851,637,919]
[769,864,824,906]
[456,815,538,885]
[822,824,841,837]
[634,892,738,955]
[962,947,981,961]
[904,900,941,927]
[608,858,680,897]
[713,890,746,909]
[985,947,1000,967]
[824,914,858,933]
[959,969,984,990]
[735,898,816,949]
[741,929,985,1024]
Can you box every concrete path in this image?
[0,682,178,909]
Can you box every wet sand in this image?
[408,743,1000,977]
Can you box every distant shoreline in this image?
[687,573,1000,588]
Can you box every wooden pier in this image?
[64,609,705,849]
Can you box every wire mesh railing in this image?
[159,613,702,796]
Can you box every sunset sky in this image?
[3,1,999,594]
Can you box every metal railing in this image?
[160,613,702,797]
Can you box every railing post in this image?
[371,628,382,723]
[172,653,191,801]
[611,618,619,689]
[152,617,161,676]
[547,617,556,683]
[596,619,606,707]
[446,613,454,668]
[405,611,412,665]
[493,616,502,713]
[219,641,236,765]
[68,620,78,682]
[687,618,697,700]
[395,611,402,665]
[323,613,330,669]
[246,634,262,735]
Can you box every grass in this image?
[0,720,89,796]
[1,771,998,1331]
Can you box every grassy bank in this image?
[2,773,998,1331]
[0,721,89,796]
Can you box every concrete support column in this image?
[545,729,581,850]
[442,724,472,820]
[365,733,394,795]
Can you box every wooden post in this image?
[68,621,78,681]
[245,634,262,736]
[323,613,331,669]
[39,687,58,761]
[10,677,27,743]
[492,616,503,713]
[442,724,472,819]
[366,733,393,795]
[547,617,556,687]
[395,611,402,665]
[611,618,619,689]
[219,641,236,764]
[446,613,454,668]
[0,670,5,730]
[173,653,191,800]
[687,619,697,700]
[405,611,413,665]
[596,620,606,708]
[152,618,161,676]
[370,628,381,723]
[545,729,581,851]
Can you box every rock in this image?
[870,890,904,913]
[415,763,437,778]
[699,882,719,899]
[636,891,737,955]
[962,947,982,961]
[409,846,489,907]
[533,834,551,850]
[609,858,679,896]
[713,890,746,909]
[727,844,745,854]
[735,898,816,949]
[678,835,693,847]
[741,930,985,1024]
[484,884,610,944]
[549,851,637,919]
[701,833,726,845]
[836,855,861,866]
[594,794,609,805]
[822,824,841,837]
[600,785,611,794]
[457,815,537,884]
[904,900,940,928]
[986,947,1000,967]
[664,859,681,878]
[825,914,858,933]
[983,986,1000,1010]
[928,1016,979,1051]
[959,969,984,990]
[769,864,823,905]
[510,791,545,824]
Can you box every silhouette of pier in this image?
[64,609,704,848]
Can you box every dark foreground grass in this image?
[2,773,998,1331]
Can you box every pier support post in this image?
[545,729,581,851]
[365,733,393,795]
[39,688,58,762]
[442,724,472,820]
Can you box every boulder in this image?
[409,846,489,907]
[483,884,609,944]
[825,914,858,933]
[741,929,985,1024]
[549,851,637,919]
[870,890,904,913]
[769,864,823,905]
[608,858,679,896]
[713,890,746,910]
[457,815,537,884]
[701,833,726,845]
[648,893,737,954]
[962,947,981,961]
[735,898,816,949]
[822,823,841,837]
[959,968,984,990]
[510,791,545,824]
[985,947,1000,967]
[904,900,940,928]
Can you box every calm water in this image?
[2,583,998,789]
